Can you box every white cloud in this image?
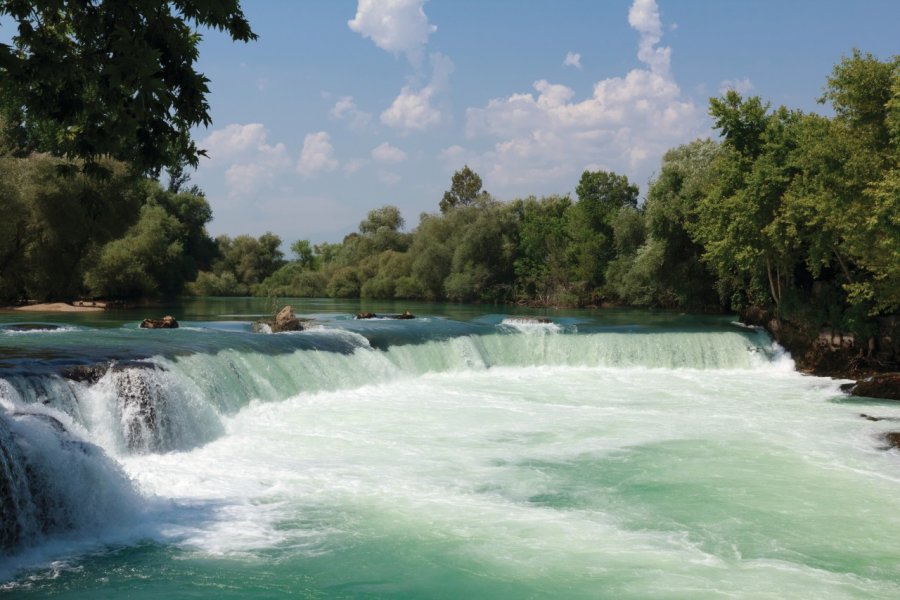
[378,169,402,185]
[719,77,754,95]
[563,52,582,70]
[381,52,454,133]
[371,142,407,163]
[381,86,441,132]
[202,124,274,163]
[297,131,339,177]
[343,158,367,174]
[330,95,372,131]
[200,124,291,196]
[348,0,436,66]
[462,0,704,192]
[628,0,671,75]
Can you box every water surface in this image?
[1,299,898,598]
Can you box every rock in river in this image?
[140,315,179,329]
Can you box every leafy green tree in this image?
[822,49,896,154]
[611,206,646,257]
[513,195,573,304]
[0,157,30,301]
[359,205,404,234]
[326,266,360,298]
[444,204,518,302]
[18,156,143,300]
[0,0,256,174]
[85,204,185,298]
[190,270,244,296]
[360,251,411,299]
[439,165,490,213]
[255,262,327,298]
[568,170,639,291]
[290,240,317,270]
[213,233,284,292]
[708,91,770,159]
[634,139,721,308]
[408,213,454,299]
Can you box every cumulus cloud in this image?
[628,0,670,74]
[348,0,436,66]
[719,77,754,95]
[297,132,339,177]
[371,142,407,163]
[563,52,582,70]
[381,52,454,133]
[462,0,704,192]
[200,124,291,195]
[330,96,372,131]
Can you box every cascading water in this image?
[1,310,899,598]
[0,383,141,561]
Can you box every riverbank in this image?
[2,302,106,313]
[740,306,900,400]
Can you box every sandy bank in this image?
[3,302,105,313]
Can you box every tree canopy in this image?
[0,0,256,175]
[439,165,490,213]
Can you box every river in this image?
[1,299,899,598]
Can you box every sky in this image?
[190,0,900,248]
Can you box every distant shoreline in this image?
[1,302,106,313]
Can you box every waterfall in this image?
[0,325,787,560]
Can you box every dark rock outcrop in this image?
[62,363,110,385]
[355,311,415,320]
[274,305,302,331]
[254,305,304,333]
[843,374,900,401]
[111,364,168,452]
[882,432,900,450]
[140,315,179,329]
[739,307,899,379]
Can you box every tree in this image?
[513,195,573,304]
[203,232,284,295]
[693,98,804,311]
[85,204,185,298]
[359,205,404,234]
[569,170,639,290]
[621,138,721,309]
[822,49,896,154]
[440,165,490,212]
[290,239,316,270]
[708,91,770,160]
[0,0,256,175]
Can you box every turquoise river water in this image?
[1,298,899,599]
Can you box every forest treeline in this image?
[242,51,898,337]
[1,51,897,338]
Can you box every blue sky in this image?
[190,0,900,247]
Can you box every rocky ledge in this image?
[740,306,899,401]
[841,374,900,401]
